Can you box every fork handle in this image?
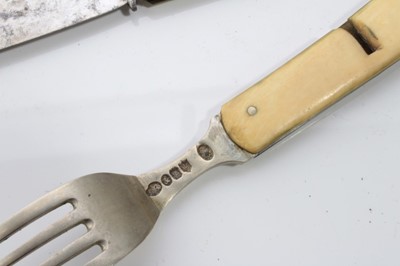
[221,0,400,154]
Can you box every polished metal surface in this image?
[0,173,160,266]
[138,115,254,209]
[0,0,128,50]
[0,115,254,265]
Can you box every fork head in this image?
[0,173,160,266]
[0,116,253,265]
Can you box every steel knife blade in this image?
[0,0,160,51]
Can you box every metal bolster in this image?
[128,0,137,11]
[138,115,255,210]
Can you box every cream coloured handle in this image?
[221,0,400,154]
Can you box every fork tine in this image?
[41,232,99,266]
[0,187,72,243]
[0,211,84,265]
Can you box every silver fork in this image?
[0,116,253,266]
[1,0,399,265]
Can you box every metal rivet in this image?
[247,106,257,116]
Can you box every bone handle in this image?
[221,0,400,154]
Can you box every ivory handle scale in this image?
[221,0,400,154]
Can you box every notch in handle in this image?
[221,0,400,154]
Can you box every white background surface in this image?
[1,0,400,265]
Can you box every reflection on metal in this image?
[138,115,255,209]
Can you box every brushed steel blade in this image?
[0,0,129,50]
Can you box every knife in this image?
[1,0,400,265]
[0,0,166,50]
